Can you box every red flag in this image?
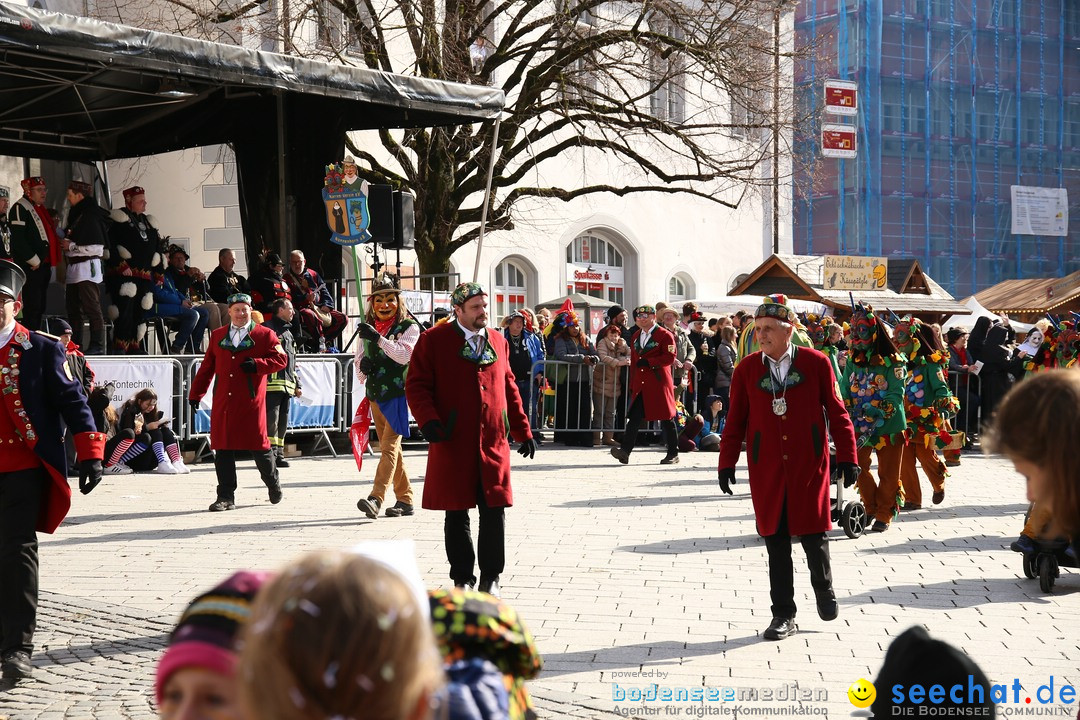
[349,397,371,472]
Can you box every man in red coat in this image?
[718,295,859,641]
[189,293,288,512]
[405,282,536,597]
[610,305,680,465]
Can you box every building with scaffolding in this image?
[793,1,1080,297]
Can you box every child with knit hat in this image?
[155,570,270,719]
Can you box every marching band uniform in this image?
[610,305,680,464]
[406,282,534,594]
[0,259,104,681]
[189,294,288,511]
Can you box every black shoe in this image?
[384,501,414,517]
[763,617,798,641]
[357,496,381,519]
[1011,535,1037,554]
[932,489,945,505]
[268,486,283,504]
[610,447,630,464]
[478,576,501,598]
[660,453,679,465]
[1,651,32,680]
[816,593,839,621]
[276,456,290,468]
[454,580,476,591]
[870,520,889,532]
[208,499,236,512]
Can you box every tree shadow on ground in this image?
[842,574,1080,611]
[558,494,734,509]
[47,516,368,547]
[615,533,763,554]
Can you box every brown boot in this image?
[602,432,618,447]
[593,431,602,446]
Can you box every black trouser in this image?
[0,468,46,657]
[109,277,152,350]
[762,502,833,620]
[619,395,678,455]
[213,449,279,502]
[265,391,291,455]
[444,482,505,586]
[21,264,50,331]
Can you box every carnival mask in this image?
[372,291,399,321]
[804,315,828,350]
[849,313,877,353]
[1055,324,1080,366]
[892,317,920,357]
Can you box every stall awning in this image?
[0,2,504,160]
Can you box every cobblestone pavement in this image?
[0,442,1076,719]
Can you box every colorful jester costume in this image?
[802,313,842,381]
[839,303,908,530]
[893,316,958,509]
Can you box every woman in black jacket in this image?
[102,388,188,475]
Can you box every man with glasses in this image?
[610,305,680,465]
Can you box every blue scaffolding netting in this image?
[793,0,1080,297]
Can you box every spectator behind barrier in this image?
[103,388,189,476]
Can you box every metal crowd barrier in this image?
[529,359,702,435]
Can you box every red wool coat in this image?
[189,324,288,451]
[627,324,677,421]
[405,321,532,511]
[718,346,857,536]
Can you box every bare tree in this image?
[116,0,816,280]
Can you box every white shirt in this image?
[457,320,487,351]
[637,322,657,350]
[762,342,795,384]
[229,323,250,347]
[0,319,15,349]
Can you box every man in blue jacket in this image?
[147,245,209,353]
[0,258,104,682]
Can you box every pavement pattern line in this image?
[0,443,1076,719]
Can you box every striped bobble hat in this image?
[154,570,271,704]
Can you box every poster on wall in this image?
[322,156,372,246]
[1010,185,1068,237]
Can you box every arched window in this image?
[566,234,624,305]
[668,272,695,304]
[494,258,528,323]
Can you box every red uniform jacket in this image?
[627,324,677,421]
[0,324,105,533]
[189,324,288,451]
[718,346,857,537]
[405,321,532,511]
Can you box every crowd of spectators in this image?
[1,179,346,356]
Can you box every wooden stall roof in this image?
[729,254,968,316]
[973,270,1080,314]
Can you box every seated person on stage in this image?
[102,389,189,475]
[207,247,250,308]
[283,250,346,352]
[165,244,224,332]
[146,250,210,354]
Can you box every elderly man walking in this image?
[718,295,860,641]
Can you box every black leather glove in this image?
[718,467,737,496]
[838,462,860,488]
[636,357,650,368]
[358,356,374,375]
[240,357,258,374]
[189,399,201,414]
[357,322,381,342]
[422,420,449,443]
[79,459,103,495]
[517,438,537,459]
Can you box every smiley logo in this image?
[847,678,876,708]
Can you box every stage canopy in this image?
[0,2,503,276]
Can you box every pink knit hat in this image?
[154,570,271,704]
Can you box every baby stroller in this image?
[1016,504,1078,592]
[829,446,867,538]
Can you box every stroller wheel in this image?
[841,502,868,539]
[1022,553,1037,579]
[1038,554,1058,593]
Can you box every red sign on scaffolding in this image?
[821,124,857,159]
[824,79,858,116]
